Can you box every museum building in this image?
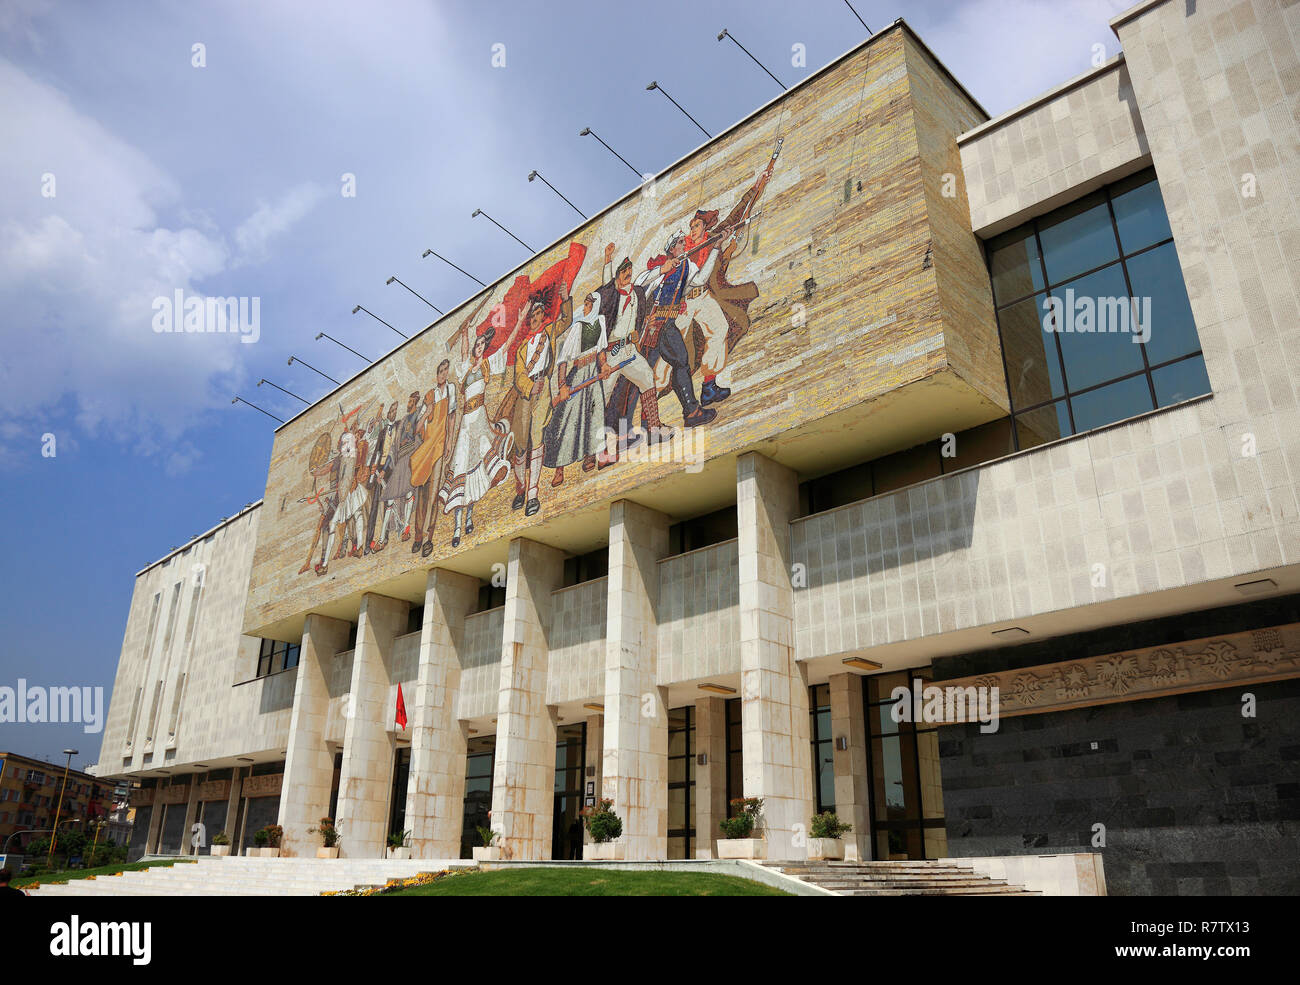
[94,0,1300,895]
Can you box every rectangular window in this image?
[809,685,835,814]
[986,168,1208,449]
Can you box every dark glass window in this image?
[809,685,834,814]
[989,168,1209,449]
[406,605,424,636]
[725,698,742,806]
[862,669,946,860]
[552,723,586,860]
[256,638,300,677]
[476,581,506,613]
[563,548,609,588]
[667,507,737,556]
[667,707,696,859]
[460,735,495,858]
[388,747,411,839]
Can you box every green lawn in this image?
[13,858,195,888]
[381,866,789,897]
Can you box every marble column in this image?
[737,451,814,859]
[279,613,351,856]
[490,538,564,860]
[336,593,409,857]
[602,500,670,860]
[829,672,871,861]
[694,696,728,858]
[405,568,478,858]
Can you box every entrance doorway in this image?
[459,735,495,858]
[388,746,411,842]
[862,669,947,859]
[552,723,586,860]
[667,706,695,859]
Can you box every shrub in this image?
[253,828,269,847]
[475,825,496,848]
[387,830,410,850]
[264,825,283,848]
[720,797,764,839]
[810,811,852,840]
[212,831,230,846]
[309,818,340,848]
[580,799,623,844]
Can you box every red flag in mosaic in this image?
[475,240,587,361]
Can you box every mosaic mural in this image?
[298,150,779,574]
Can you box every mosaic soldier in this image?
[440,321,519,548]
[678,160,775,400]
[542,291,608,485]
[409,360,458,558]
[298,431,339,576]
[503,299,565,516]
[363,401,400,554]
[594,241,669,468]
[376,391,423,546]
[634,232,716,426]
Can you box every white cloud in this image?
[234,182,328,265]
[0,57,323,468]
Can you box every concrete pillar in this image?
[737,451,814,859]
[279,613,350,856]
[222,767,243,846]
[491,538,564,860]
[405,568,478,858]
[579,714,603,849]
[829,672,871,861]
[181,775,200,856]
[602,500,670,861]
[694,696,728,858]
[336,593,409,857]
[145,790,164,853]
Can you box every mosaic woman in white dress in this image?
[438,325,515,547]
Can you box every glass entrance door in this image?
[553,723,586,860]
[667,706,695,859]
[863,669,947,859]
[460,735,495,858]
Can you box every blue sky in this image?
[0,0,1125,769]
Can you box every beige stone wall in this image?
[455,608,504,721]
[243,24,1006,640]
[96,505,296,777]
[546,577,608,706]
[958,57,1151,237]
[656,539,741,684]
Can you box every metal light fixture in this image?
[352,304,408,339]
[527,169,587,219]
[697,683,737,696]
[842,656,883,672]
[421,249,487,287]
[717,28,786,90]
[583,702,605,713]
[386,276,443,315]
[288,355,340,386]
[578,126,642,179]
[471,208,533,253]
[646,80,711,138]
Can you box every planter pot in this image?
[387,847,411,860]
[716,838,766,860]
[806,838,844,861]
[316,847,339,859]
[471,846,500,862]
[259,847,280,858]
[582,842,624,861]
[210,845,230,858]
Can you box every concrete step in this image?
[760,860,1041,897]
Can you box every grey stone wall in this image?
[938,670,1300,895]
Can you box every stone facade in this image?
[91,5,1299,893]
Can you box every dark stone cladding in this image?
[933,594,1300,896]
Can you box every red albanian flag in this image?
[476,241,587,362]
[395,682,408,731]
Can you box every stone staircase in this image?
[760,860,1040,896]
[27,856,476,897]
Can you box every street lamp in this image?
[48,749,77,866]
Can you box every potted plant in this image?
[249,827,269,857]
[717,797,766,859]
[580,798,624,860]
[309,817,340,858]
[386,829,411,859]
[471,825,500,862]
[210,831,231,858]
[807,811,852,860]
